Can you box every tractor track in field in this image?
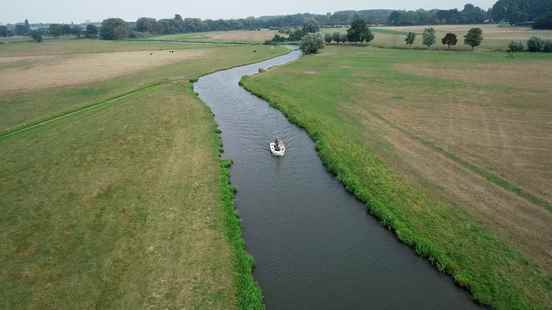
[0,82,163,142]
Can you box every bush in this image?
[300,33,325,55]
[543,40,552,53]
[324,33,332,44]
[527,37,544,52]
[508,41,525,52]
[30,31,43,43]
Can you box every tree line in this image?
[388,4,488,26]
[2,0,551,42]
[491,0,552,28]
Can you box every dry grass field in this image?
[242,46,552,309]
[0,49,205,92]
[0,39,209,57]
[149,30,277,43]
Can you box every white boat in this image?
[270,140,286,157]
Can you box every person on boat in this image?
[274,137,280,151]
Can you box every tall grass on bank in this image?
[188,84,264,309]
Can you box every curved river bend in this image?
[194,51,478,310]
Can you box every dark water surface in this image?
[194,51,478,310]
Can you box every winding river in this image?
[194,50,479,309]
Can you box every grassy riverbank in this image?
[1,40,286,309]
[241,46,552,309]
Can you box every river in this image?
[194,50,478,309]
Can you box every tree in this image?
[30,31,43,42]
[15,24,27,36]
[534,12,552,29]
[441,33,458,48]
[100,18,129,40]
[0,25,8,37]
[62,24,72,35]
[70,25,82,38]
[288,29,305,41]
[339,33,348,44]
[543,40,552,53]
[24,19,31,34]
[303,19,320,33]
[461,4,486,23]
[347,18,374,43]
[136,17,159,33]
[405,32,416,46]
[464,27,483,50]
[492,0,551,24]
[158,19,177,34]
[48,24,64,37]
[422,27,436,48]
[85,24,98,38]
[300,33,324,54]
[527,36,544,52]
[332,32,341,44]
[324,33,332,43]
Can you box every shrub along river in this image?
[194,50,479,309]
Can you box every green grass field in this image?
[241,46,552,309]
[322,24,552,51]
[0,39,287,309]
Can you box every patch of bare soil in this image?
[0,50,206,92]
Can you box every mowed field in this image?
[0,39,287,309]
[323,24,552,50]
[242,46,552,309]
[149,30,277,43]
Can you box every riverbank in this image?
[241,46,552,309]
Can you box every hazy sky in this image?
[3,0,496,24]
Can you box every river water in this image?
[194,50,478,309]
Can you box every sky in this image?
[3,0,497,24]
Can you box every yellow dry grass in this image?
[207,30,276,42]
[0,49,206,92]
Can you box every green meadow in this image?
[0,40,286,309]
[241,46,552,309]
